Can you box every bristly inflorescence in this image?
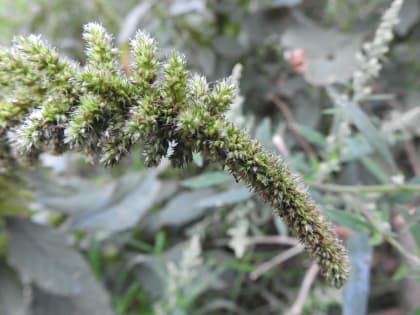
[0,23,349,287]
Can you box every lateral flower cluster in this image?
[0,23,349,287]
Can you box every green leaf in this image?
[154,230,167,255]
[392,264,409,281]
[0,263,26,315]
[181,172,232,189]
[152,189,215,228]
[31,283,113,315]
[6,217,86,295]
[411,307,420,315]
[360,157,390,184]
[224,259,255,272]
[149,187,253,230]
[328,88,396,170]
[27,171,116,214]
[5,217,113,315]
[396,0,420,36]
[196,187,253,208]
[410,223,420,249]
[282,25,362,85]
[324,208,373,232]
[295,124,326,146]
[69,171,161,234]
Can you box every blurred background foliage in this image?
[1,0,420,314]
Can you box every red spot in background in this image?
[284,48,306,74]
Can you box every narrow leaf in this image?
[181,172,232,189]
[328,88,396,170]
[324,208,373,232]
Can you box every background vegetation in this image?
[0,1,420,314]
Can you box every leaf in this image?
[282,23,362,86]
[6,217,94,296]
[196,187,253,208]
[411,307,420,315]
[181,172,232,189]
[360,157,390,184]
[155,180,179,204]
[396,0,419,36]
[149,187,252,230]
[31,278,113,315]
[295,124,326,146]
[69,171,161,234]
[343,232,373,315]
[392,264,409,281]
[328,88,396,170]
[324,208,373,232]
[0,263,27,315]
[410,222,420,249]
[28,171,116,214]
[389,176,420,205]
[213,36,246,59]
[151,189,215,229]
[341,135,372,162]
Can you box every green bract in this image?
[0,23,349,287]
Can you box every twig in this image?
[356,206,420,268]
[310,182,420,194]
[404,140,420,176]
[271,95,317,156]
[286,263,320,315]
[247,235,300,246]
[214,236,299,248]
[250,244,304,280]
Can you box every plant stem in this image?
[310,182,420,194]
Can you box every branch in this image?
[250,244,304,280]
[286,263,320,315]
[271,95,316,156]
[310,182,420,194]
[247,235,300,246]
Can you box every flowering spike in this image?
[83,22,120,72]
[352,0,404,101]
[130,30,158,89]
[0,24,350,287]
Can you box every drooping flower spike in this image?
[0,23,349,287]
